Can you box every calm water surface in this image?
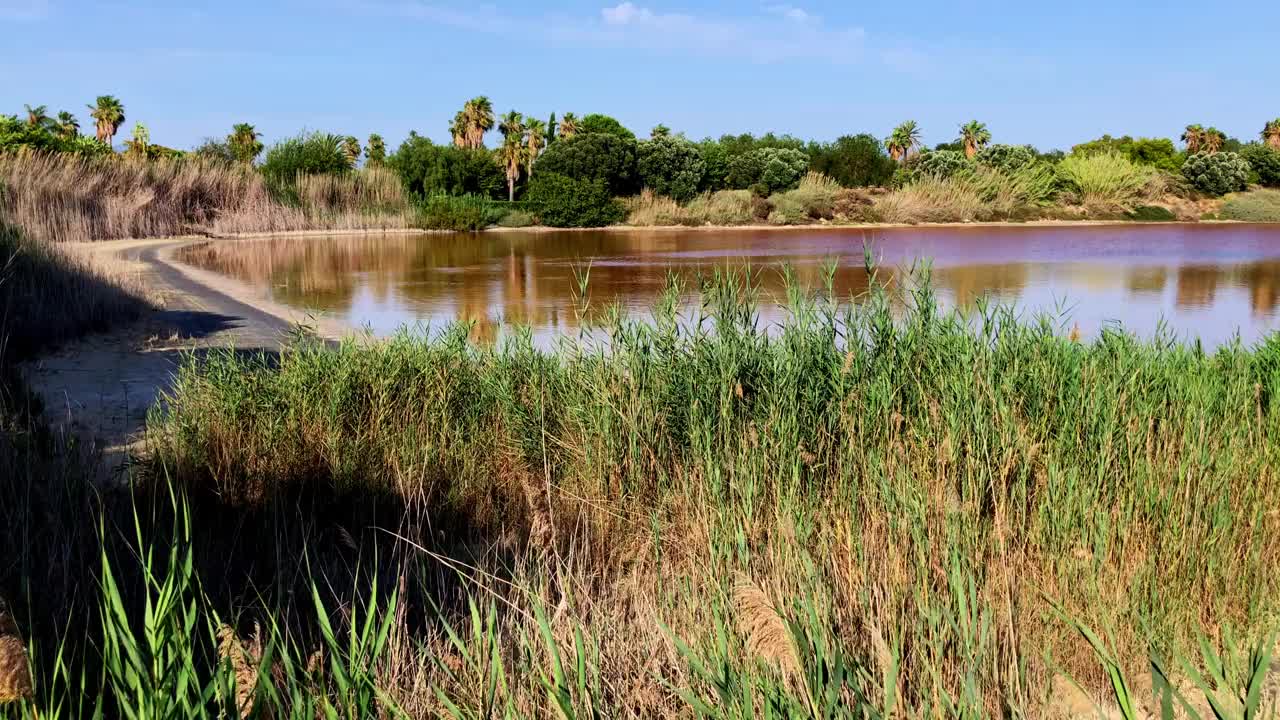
[180,225,1280,347]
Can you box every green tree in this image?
[886,121,922,162]
[974,144,1036,173]
[1072,135,1184,173]
[579,113,635,140]
[365,134,387,166]
[1242,144,1280,186]
[726,147,809,191]
[227,123,264,165]
[958,121,991,159]
[809,134,897,187]
[535,132,639,196]
[23,104,51,129]
[54,111,79,140]
[696,140,731,191]
[88,95,125,145]
[525,173,625,227]
[637,135,706,201]
[915,149,973,179]
[389,134,504,198]
[525,118,547,176]
[498,111,527,201]
[650,124,672,139]
[546,112,557,145]
[558,112,580,140]
[123,122,150,160]
[1261,119,1280,150]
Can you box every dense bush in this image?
[1241,144,1280,187]
[534,133,639,196]
[808,134,896,187]
[1181,152,1250,196]
[496,208,537,228]
[524,172,625,227]
[1057,152,1151,206]
[914,150,973,180]
[695,141,730,192]
[579,114,635,140]
[636,136,706,202]
[975,144,1036,173]
[260,132,352,193]
[725,147,809,192]
[1126,205,1177,222]
[0,115,110,156]
[1219,189,1280,222]
[413,194,503,231]
[390,134,504,199]
[1071,135,1184,172]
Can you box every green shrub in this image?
[260,131,352,203]
[914,150,973,180]
[808,134,896,187]
[1241,145,1280,187]
[1181,152,1251,196]
[636,136,706,202]
[1071,135,1184,173]
[963,164,1058,216]
[1125,205,1177,222]
[496,208,537,228]
[725,148,809,192]
[974,144,1036,173]
[0,115,111,156]
[390,134,504,198]
[534,133,639,196]
[524,172,625,228]
[768,172,840,223]
[414,194,498,231]
[1219,189,1280,222]
[1056,152,1151,206]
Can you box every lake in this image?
[179,224,1280,348]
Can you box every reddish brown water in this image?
[180,224,1280,347]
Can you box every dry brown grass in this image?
[0,598,32,704]
[0,151,410,244]
[876,176,987,223]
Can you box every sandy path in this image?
[18,238,357,476]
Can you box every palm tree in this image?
[461,96,495,149]
[1203,127,1226,154]
[88,95,125,145]
[651,124,672,139]
[366,134,387,166]
[54,111,79,140]
[123,122,150,160]
[958,120,991,159]
[558,112,580,140]
[23,104,51,129]
[1181,124,1205,154]
[227,123,263,165]
[525,118,546,176]
[341,136,362,166]
[498,111,527,202]
[885,121,922,162]
[1262,119,1280,150]
[450,112,468,148]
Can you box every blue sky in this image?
[3,0,1277,153]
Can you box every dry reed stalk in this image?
[217,622,262,719]
[731,573,800,678]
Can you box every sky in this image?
[2,0,1278,153]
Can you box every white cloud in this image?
[766,4,815,24]
[0,0,50,20]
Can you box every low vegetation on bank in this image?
[3,265,1279,716]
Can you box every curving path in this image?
[19,238,347,476]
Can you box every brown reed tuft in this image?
[217,622,262,719]
[731,574,799,678]
[0,598,33,704]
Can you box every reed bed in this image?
[0,151,411,243]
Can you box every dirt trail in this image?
[19,238,351,477]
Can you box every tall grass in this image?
[768,172,842,224]
[76,266,1276,716]
[1219,189,1280,222]
[1057,152,1153,208]
[0,151,411,243]
[876,175,987,222]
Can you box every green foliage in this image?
[227,123,263,165]
[191,138,236,164]
[533,132,639,196]
[1072,135,1184,172]
[1182,152,1251,196]
[636,135,706,201]
[808,134,896,187]
[1126,205,1177,222]
[914,149,973,180]
[524,172,625,227]
[260,131,352,187]
[975,144,1037,173]
[414,193,503,231]
[390,134,504,199]
[695,141,730,192]
[578,113,635,140]
[1240,144,1280,186]
[725,147,809,192]
[365,134,387,166]
[0,114,109,156]
[1219,189,1280,222]
[1057,152,1152,206]
[496,208,537,227]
